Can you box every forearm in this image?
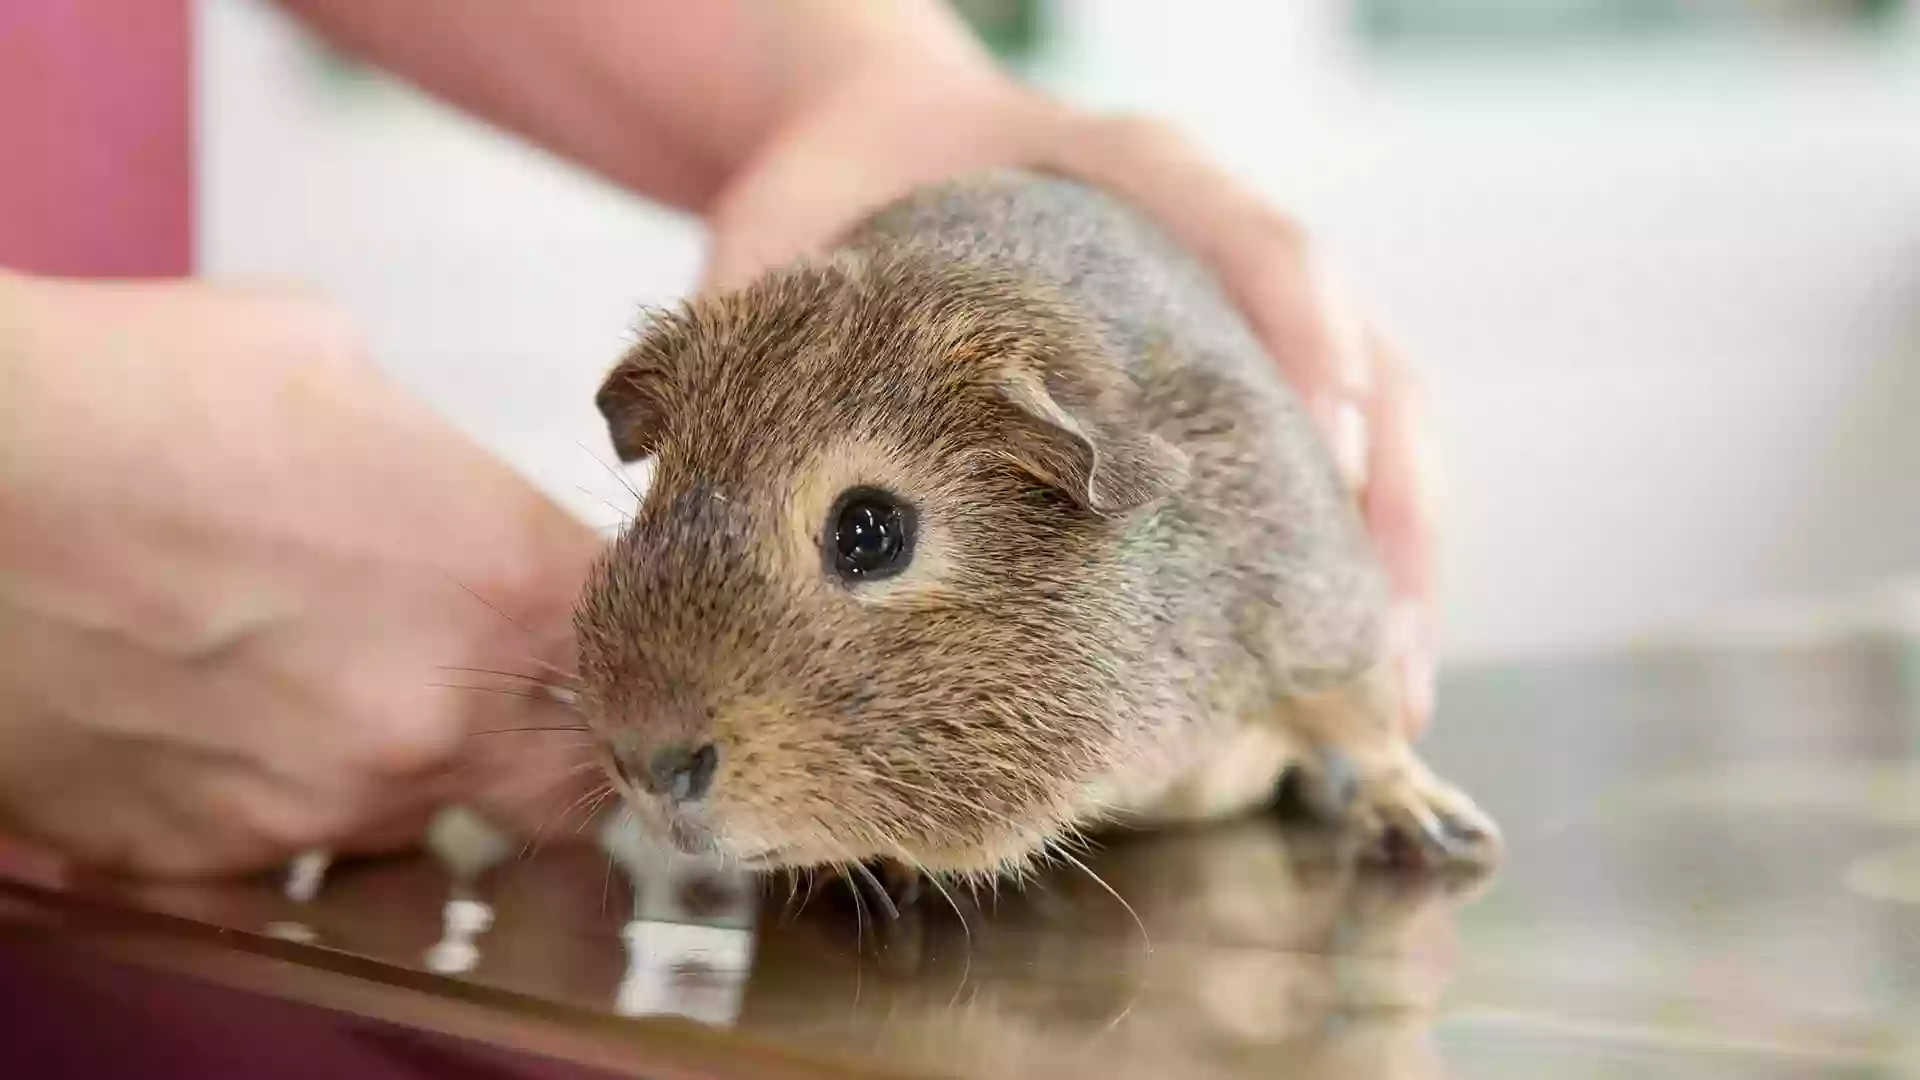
[270,0,1002,214]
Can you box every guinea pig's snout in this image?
[612,740,720,803]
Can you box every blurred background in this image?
[196,0,1920,666]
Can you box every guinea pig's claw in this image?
[1270,752,1361,825]
[822,858,926,920]
[1352,759,1502,873]
[877,860,925,909]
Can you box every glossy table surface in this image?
[5,636,1920,1078]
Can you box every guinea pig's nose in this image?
[645,742,719,803]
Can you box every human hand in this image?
[0,273,603,879]
[700,74,1441,734]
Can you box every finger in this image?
[699,76,1040,293]
[1039,114,1376,486]
[1360,332,1443,736]
[55,753,290,879]
[0,604,350,778]
[102,731,444,878]
[0,831,68,889]
[132,763,385,878]
[698,97,957,291]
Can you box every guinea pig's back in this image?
[839,169,1389,690]
[840,169,1255,387]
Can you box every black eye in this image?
[829,487,914,582]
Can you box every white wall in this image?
[196,0,1920,662]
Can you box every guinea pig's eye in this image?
[828,487,914,582]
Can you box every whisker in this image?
[427,682,553,703]
[848,763,1151,953]
[1050,846,1152,955]
[435,665,573,687]
[577,441,641,501]
[473,758,603,790]
[558,782,615,824]
[574,787,617,834]
[876,839,975,1009]
[467,725,593,736]
[530,656,583,685]
[577,485,635,524]
[906,851,970,945]
[839,810,968,944]
[435,752,596,794]
[443,574,539,641]
[520,781,614,861]
[838,863,867,949]
[798,867,820,916]
[599,805,636,918]
[847,859,900,922]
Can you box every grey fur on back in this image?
[838,169,1391,808]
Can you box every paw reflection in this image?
[423,897,495,975]
[614,919,754,1024]
[599,811,758,1026]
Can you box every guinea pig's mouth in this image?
[671,824,797,869]
[642,803,794,866]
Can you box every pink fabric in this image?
[0,0,193,277]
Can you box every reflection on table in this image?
[7,637,1920,1078]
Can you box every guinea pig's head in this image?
[575,252,1189,879]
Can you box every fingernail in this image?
[1331,397,1370,490]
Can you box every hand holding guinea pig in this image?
[578,171,1496,880]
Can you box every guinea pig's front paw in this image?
[1350,755,1501,873]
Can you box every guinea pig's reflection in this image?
[94,809,1484,1079]
[738,818,1486,1080]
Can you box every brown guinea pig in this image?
[575,169,1498,882]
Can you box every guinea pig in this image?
[575,169,1498,884]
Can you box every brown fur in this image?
[576,169,1497,880]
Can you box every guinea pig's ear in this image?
[594,361,669,463]
[598,304,703,462]
[996,367,1190,515]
